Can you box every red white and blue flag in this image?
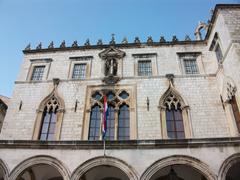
[102,95,108,139]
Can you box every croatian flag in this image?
[102,95,108,139]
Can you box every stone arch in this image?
[159,84,192,138]
[32,85,65,140]
[9,155,70,180]
[218,153,240,180]
[0,159,9,180]
[140,155,216,180]
[71,156,139,180]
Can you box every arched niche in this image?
[140,155,216,180]
[10,155,70,180]
[71,156,139,180]
[219,153,240,180]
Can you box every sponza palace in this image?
[0,4,240,180]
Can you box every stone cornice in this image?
[23,41,206,54]
[0,137,240,149]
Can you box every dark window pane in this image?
[166,108,185,139]
[215,44,223,62]
[48,123,56,134]
[41,123,49,133]
[118,105,130,140]
[31,66,45,81]
[119,91,129,99]
[40,133,47,140]
[166,110,173,121]
[105,106,115,140]
[167,132,176,139]
[177,132,185,139]
[72,64,86,79]
[39,108,57,141]
[92,92,102,101]
[107,92,115,100]
[175,121,184,131]
[167,121,175,132]
[138,60,152,76]
[47,133,55,140]
[88,105,101,140]
[184,59,198,74]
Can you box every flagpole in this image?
[103,138,106,156]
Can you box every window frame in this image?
[132,53,158,77]
[68,56,92,80]
[183,58,199,75]
[137,60,153,76]
[31,65,45,81]
[177,53,201,75]
[72,63,87,79]
[27,58,52,81]
[209,32,224,64]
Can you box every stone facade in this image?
[0,4,240,180]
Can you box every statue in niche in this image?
[105,58,117,76]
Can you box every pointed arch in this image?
[159,84,192,139]
[159,84,188,110]
[32,88,65,140]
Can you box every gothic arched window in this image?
[118,104,130,140]
[159,87,192,139]
[33,91,65,141]
[38,96,61,140]
[89,105,101,140]
[105,105,115,140]
[84,89,136,140]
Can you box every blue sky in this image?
[0,0,239,97]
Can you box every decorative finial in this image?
[172,35,178,42]
[109,33,115,45]
[36,42,42,50]
[72,40,78,47]
[97,39,103,45]
[185,35,191,41]
[166,74,174,86]
[53,78,60,89]
[84,39,90,46]
[25,43,31,50]
[122,37,128,44]
[159,36,166,42]
[60,40,66,48]
[48,41,54,49]
[147,36,153,44]
[134,37,141,44]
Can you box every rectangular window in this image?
[215,43,223,63]
[72,64,86,79]
[31,66,45,81]
[183,59,198,74]
[138,60,152,76]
